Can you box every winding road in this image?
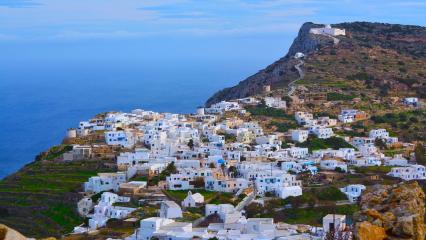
[287,59,305,97]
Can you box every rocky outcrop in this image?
[0,224,27,240]
[353,181,425,240]
[205,22,333,106]
[355,221,387,240]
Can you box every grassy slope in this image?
[0,159,115,238]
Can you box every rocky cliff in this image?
[205,22,426,106]
[205,22,333,106]
[353,181,425,240]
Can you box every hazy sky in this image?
[0,0,425,63]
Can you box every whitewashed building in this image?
[320,159,348,172]
[88,192,135,230]
[264,97,286,109]
[105,130,136,148]
[388,165,426,181]
[310,126,334,139]
[340,184,366,202]
[182,191,205,208]
[310,24,346,36]
[291,129,309,143]
[84,172,127,193]
[160,201,183,219]
[295,112,314,125]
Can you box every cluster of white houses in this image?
[66,90,424,239]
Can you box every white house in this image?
[338,109,359,123]
[116,149,150,167]
[255,173,302,198]
[369,129,389,139]
[136,217,192,240]
[403,97,419,106]
[264,97,286,109]
[88,192,135,230]
[84,172,127,193]
[166,174,194,190]
[340,184,366,202]
[206,101,241,114]
[291,129,309,143]
[323,214,347,233]
[277,186,303,199]
[310,126,334,139]
[204,177,249,193]
[105,130,136,148]
[320,159,348,172]
[294,52,305,59]
[287,147,309,159]
[160,201,183,219]
[369,129,398,145]
[295,112,314,125]
[349,156,382,167]
[181,191,204,208]
[384,155,408,166]
[205,204,242,224]
[388,165,426,181]
[77,197,93,217]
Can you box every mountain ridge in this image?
[205,21,426,106]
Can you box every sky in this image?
[0,0,425,178]
[0,0,425,65]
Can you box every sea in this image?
[0,57,274,179]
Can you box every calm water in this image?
[0,58,270,179]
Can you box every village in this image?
[56,81,424,240]
[15,24,421,240]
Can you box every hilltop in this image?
[206,22,426,106]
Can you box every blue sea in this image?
[0,57,279,179]
[0,34,294,179]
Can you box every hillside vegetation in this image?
[0,158,115,238]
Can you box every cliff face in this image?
[205,21,426,106]
[353,182,426,240]
[205,22,333,106]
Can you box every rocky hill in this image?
[205,22,426,106]
[353,181,425,240]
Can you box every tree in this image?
[245,203,263,218]
[220,163,226,176]
[415,143,426,165]
[187,139,194,150]
[228,166,238,177]
[191,177,205,188]
[374,138,387,150]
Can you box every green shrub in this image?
[246,105,293,119]
[314,186,347,201]
[327,92,356,101]
[296,136,354,152]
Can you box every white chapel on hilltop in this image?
[310,24,346,36]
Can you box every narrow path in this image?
[235,192,255,211]
[274,200,353,211]
[287,59,304,97]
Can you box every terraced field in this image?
[0,159,115,238]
